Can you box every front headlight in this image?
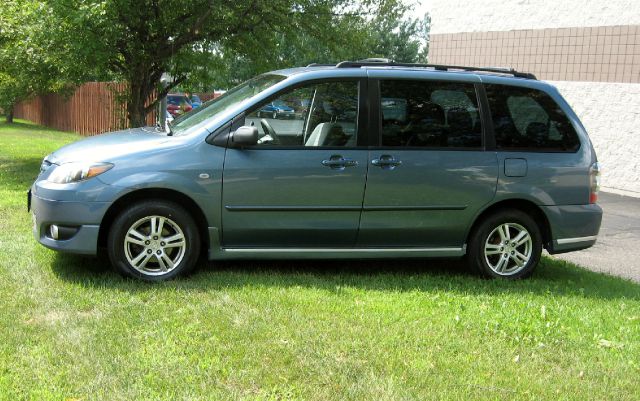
[40,158,53,175]
[47,162,114,184]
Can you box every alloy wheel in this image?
[483,223,533,276]
[123,215,186,276]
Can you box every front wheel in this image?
[107,200,201,281]
[467,209,542,279]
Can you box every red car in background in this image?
[167,94,193,117]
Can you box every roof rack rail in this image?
[335,59,537,79]
[308,58,393,68]
[306,63,338,67]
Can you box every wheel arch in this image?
[466,199,553,250]
[98,188,210,255]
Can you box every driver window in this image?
[245,81,359,147]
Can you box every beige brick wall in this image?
[429,25,640,83]
[552,81,640,196]
[421,0,640,34]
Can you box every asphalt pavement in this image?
[551,191,640,282]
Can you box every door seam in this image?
[355,150,370,246]
[219,146,228,247]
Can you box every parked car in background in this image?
[29,59,602,281]
[190,95,202,108]
[257,100,296,119]
[167,94,192,117]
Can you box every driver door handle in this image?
[321,155,358,170]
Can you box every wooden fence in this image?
[13,82,156,136]
[14,82,221,136]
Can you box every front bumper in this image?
[542,203,603,254]
[31,191,110,255]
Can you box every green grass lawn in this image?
[0,118,639,401]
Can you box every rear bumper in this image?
[31,192,110,255]
[542,203,603,254]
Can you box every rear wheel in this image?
[107,200,200,281]
[467,209,542,279]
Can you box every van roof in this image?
[274,58,538,81]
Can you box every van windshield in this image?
[170,74,286,135]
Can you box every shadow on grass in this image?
[0,157,42,189]
[50,252,640,300]
[0,120,50,132]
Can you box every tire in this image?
[467,209,542,279]
[107,200,201,281]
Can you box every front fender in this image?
[96,170,222,229]
[99,170,219,196]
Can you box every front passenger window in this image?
[245,81,359,147]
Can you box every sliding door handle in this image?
[372,155,402,170]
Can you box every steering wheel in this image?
[260,118,280,144]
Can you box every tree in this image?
[369,12,431,63]
[52,0,419,127]
[0,0,99,123]
[0,1,66,123]
[180,10,431,90]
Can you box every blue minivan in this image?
[29,60,602,281]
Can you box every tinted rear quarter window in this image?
[379,80,482,148]
[485,84,580,152]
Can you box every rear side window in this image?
[379,80,482,148]
[485,84,580,152]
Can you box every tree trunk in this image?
[126,67,167,128]
[126,80,148,128]
[6,106,14,124]
[127,99,147,128]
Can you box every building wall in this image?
[551,81,640,196]
[422,0,640,196]
[429,27,640,83]
[425,0,640,34]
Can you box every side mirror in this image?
[210,125,258,148]
[231,126,258,147]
